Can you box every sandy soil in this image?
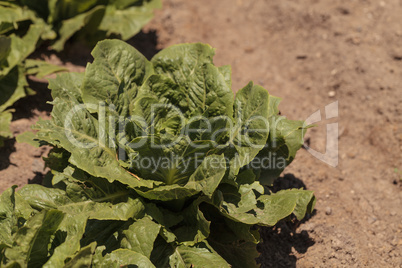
[1,0,401,267]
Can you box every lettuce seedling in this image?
[0,40,315,267]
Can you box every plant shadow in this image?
[12,79,52,120]
[127,30,160,60]
[28,172,46,186]
[256,173,317,268]
[34,29,161,68]
[0,139,16,171]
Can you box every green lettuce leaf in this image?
[0,66,28,113]
[0,66,30,145]
[34,75,157,189]
[169,242,230,268]
[151,44,234,118]
[213,187,315,226]
[81,39,153,115]
[0,111,12,146]
[3,210,64,267]
[0,24,43,78]
[64,242,97,268]
[93,248,156,268]
[120,217,161,258]
[51,5,105,52]
[256,117,307,186]
[0,35,11,63]
[99,0,162,40]
[48,0,100,22]
[0,186,18,250]
[24,59,68,78]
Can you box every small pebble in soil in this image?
[331,238,342,250]
[328,91,336,97]
[325,207,332,215]
[367,216,377,224]
[296,55,307,60]
[390,238,398,246]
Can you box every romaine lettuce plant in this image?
[0,40,315,267]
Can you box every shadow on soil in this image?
[32,30,161,67]
[257,174,316,268]
[12,79,52,120]
[127,30,160,60]
[28,172,46,186]
[0,139,16,171]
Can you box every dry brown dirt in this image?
[1,0,401,267]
